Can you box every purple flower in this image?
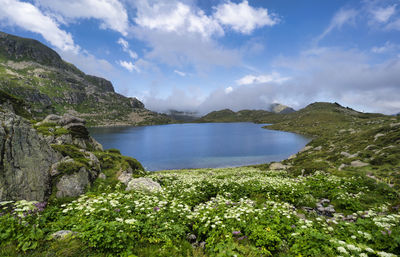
[153,206,160,211]
[238,236,247,241]
[114,208,120,212]
[232,231,241,235]
[381,230,387,235]
[291,225,296,228]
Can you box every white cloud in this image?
[213,0,279,34]
[317,8,358,41]
[386,18,400,30]
[371,41,399,53]
[117,38,138,59]
[236,72,290,85]
[224,86,233,94]
[133,0,223,39]
[35,0,129,36]
[370,4,396,23]
[118,60,139,72]
[0,0,79,53]
[174,70,186,76]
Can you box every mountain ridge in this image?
[0,31,174,126]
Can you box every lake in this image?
[89,123,310,171]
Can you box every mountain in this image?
[165,109,199,122]
[195,109,282,123]
[270,103,295,114]
[0,31,174,126]
[265,102,385,136]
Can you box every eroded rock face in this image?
[56,168,90,198]
[0,111,61,201]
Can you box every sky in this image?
[0,0,399,115]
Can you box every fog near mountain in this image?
[144,47,400,115]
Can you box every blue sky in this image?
[0,0,399,114]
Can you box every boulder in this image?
[0,111,61,201]
[55,168,90,198]
[269,162,287,170]
[58,114,85,126]
[51,230,77,239]
[350,160,369,167]
[126,178,161,193]
[118,170,133,185]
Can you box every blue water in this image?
[89,123,310,171]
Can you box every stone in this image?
[269,162,287,170]
[390,122,400,128]
[187,233,197,242]
[299,146,313,153]
[49,157,74,176]
[58,114,85,126]
[350,160,369,167]
[118,170,133,185]
[374,133,385,141]
[314,146,322,151]
[126,178,162,193]
[0,111,61,201]
[55,168,90,198]
[51,230,77,239]
[338,164,347,171]
[98,173,106,180]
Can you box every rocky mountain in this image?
[0,31,173,126]
[270,103,295,114]
[0,93,146,201]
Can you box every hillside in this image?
[196,109,282,123]
[0,31,173,126]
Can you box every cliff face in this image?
[0,31,173,126]
[0,105,61,201]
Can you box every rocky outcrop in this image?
[55,167,90,198]
[0,110,61,201]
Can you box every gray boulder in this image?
[269,162,287,170]
[126,178,161,193]
[350,160,369,167]
[51,230,77,239]
[0,111,61,201]
[55,168,90,198]
[118,170,133,185]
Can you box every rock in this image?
[269,162,287,170]
[350,160,369,167]
[36,114,62,126]
[288,154,297,160]
[0,110,61,201]
[187,233,197,242]
[340,151,358,158]
[338,164,347,171]
[374,133,385,141]
[55,167,90,198]
[98,173,106,180]
[390,122,400,128]
[299,146,313,153]
[58,114,85,126]
[320,199,330,204]
[118,170,133,185]
[51,230,77,239]
[49,157,74,176]
[126,178,161,193]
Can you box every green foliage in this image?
[34,122,69,136]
